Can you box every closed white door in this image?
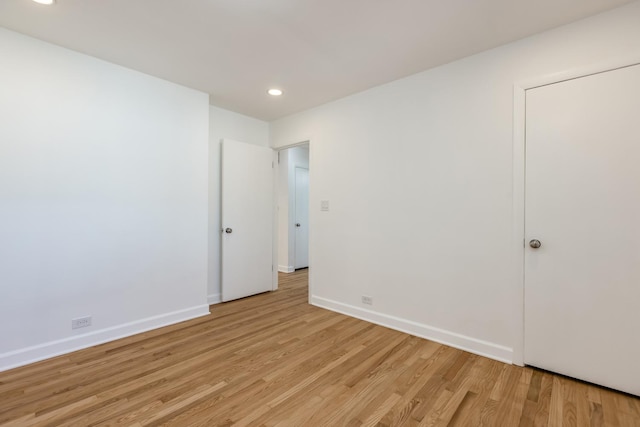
[524,64,640,396]
[221,139,273,302]
[294,167,309,269]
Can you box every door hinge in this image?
[272,265,274,272]
[272,161,274,168]
[277,151,280,164]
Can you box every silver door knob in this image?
[225,228,233,234]
[296,223,301,227]
[529,239,541,249]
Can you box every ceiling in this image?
[0,0,632,121]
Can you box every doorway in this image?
[277,144,310,275]
[294,167,309,269]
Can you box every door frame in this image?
[274,140,313,302]
[511,55,640,366]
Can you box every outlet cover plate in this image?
[72,316,92,330]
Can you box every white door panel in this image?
[294,167,309,269]
[524,64,640,396]
[221,139,273,302]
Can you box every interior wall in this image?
[0,28,210,371]
[208,106,269,303]
[269,1,640,363]
[277,145,310,272]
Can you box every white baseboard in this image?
[278,265,295,273]
[208,293,222,305]
[0,304,210,372]
[310,296,513,364]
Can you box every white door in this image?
[221,139,273,302]
[294,167,309,269]
[524,64,640,396]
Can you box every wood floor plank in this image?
[548,375,564,427]
[0,269,638,426]
[574,382,591,427]
[562,377,578,427]
[493,367,531,426]
[601,388,622,427]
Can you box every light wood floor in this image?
[1,270,639,426]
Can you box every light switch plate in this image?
[320,200,329,211]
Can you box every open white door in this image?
[294,167,309,269]
[524,64,640,396]
[221,139,273,302]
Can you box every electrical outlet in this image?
[72,316,92,330]
[361,295,373,305]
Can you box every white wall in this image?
[270,1,640,363]
[0,28,210,371]
[208,106,269,303]
[277,145,309,272]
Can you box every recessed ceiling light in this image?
[33,0,55,4]
[267,89,283,96]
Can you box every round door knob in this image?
[529,239,541,249]
[225,228,233,234]
[296,223,301,227]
